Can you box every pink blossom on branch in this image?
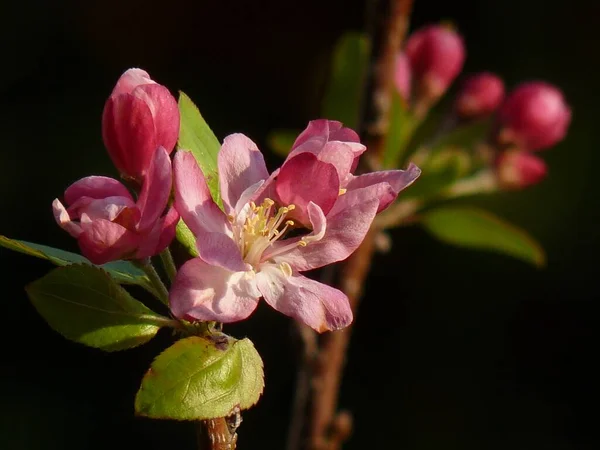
[102,68,180,182]
[169,121,420,332]
[52,147,179,265]
[497,81,571,151]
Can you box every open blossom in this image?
[170,121,420,332]
[102,68,180,181]
[52,147,179,265]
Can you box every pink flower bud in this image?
[405,25,465,100]
[394,52,412,103]
[455,72,505,118]
[102,68,180,181]
[496,150,547,189]
[497,81,571,151]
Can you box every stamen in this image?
[279,262,293,277]
[339,188,347,195]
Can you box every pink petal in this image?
[173,151,230,236]
[135,206,179,259]
[256,264,353,332]
[135,84,180,154]
[111,68,155,96]
[277,187,381,271]
[52,199,82,238]
[73,196,137,223]
[195,232,247,272]
[345,163,421,212]
[77,219,139,264]
[292,119,361,149]
[275,152,339,226]
[218,133,269,214]
[64,176,132,205]
[169,258,260,322]
[136,147,173,232]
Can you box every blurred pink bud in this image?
[394,52,412,103]
[497,81,571,151]
[455,72,505,118]
[102,68,180,181]
[405,25,465,100]
[496,150,547,189]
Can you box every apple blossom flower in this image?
[497,81,571,151]
[52,147,179,265]
[455,72,505,118]
[169,124,420,332]
[102,68,180,182]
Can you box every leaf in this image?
[177,91,222,207]
[135,335,264,420]
[429,119,492,154]
[25,264,168,351]
[175,220,199,257]
[382,91,419,168]
[321,32,371,129]
[0,235,157,295]
[420,207,546,267]
[266,129,299,158]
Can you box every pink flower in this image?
[497,81,571,151]
[394,52,412,104]
[52,147,179,265]
[455,72,505,118]
[405,25,465,100]
[496,150,547,189]
[170,124,420,332]
[102,68,180,182]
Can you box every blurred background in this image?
[1,0,598,449]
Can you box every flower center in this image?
[234,198,297,267]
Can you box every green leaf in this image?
[382,91,419,168]
[266,129,299,158]
[420,207,546,267]
[321,32,371,129]
[177,91,222,207]
[25,264,168,351]
[135,335,264,420]
[175,220,199,257]
[0,235,157,295]
[429,119,492,154]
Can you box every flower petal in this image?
[52,199,82,238]
[170,258,260,322]
[218,133,270,214]
[111,68,155,96]
[64,176,132,205]
[256,265,353,332]
[77,219,139,264]
[136,146,173,232]
[195,231,248,272]
[135,84,180,154]
[275,152,339,226]
[292,119,361,149]
[135,206,179,259]
[345,163,421,212]
[173,150,230,236]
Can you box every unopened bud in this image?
[497,81,571,151]
[455,72,505,118]
[394,52,412,104]
[405,25,465,101]
[496,150,547,189]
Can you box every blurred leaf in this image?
[429,119,492,154]
[404,150,471,199]
[177,91,222,208]
[382,91,419,168]
[0,235,157,295]
[266,129,299,157]
[321,32,371,129]
[175,220,199,257]
[421,207,545,267]
[25,264,166,351]
[135,335,264,420]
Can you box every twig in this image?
[307,1,414,449]
[134,257,170,306]
[159,248,178,283]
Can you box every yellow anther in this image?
[263,198,275,207]
[339,188,347,195]
[279,262,293,277]
[285,220,294,226]
[287,204,296,211]
[297,240,308,247]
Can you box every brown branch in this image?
[307,1,414,449]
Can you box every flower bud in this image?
[102,68,180,182]
[497,81,571,151]
[455,72,504,118]
[405,25,465,100]
[394,52,412,103]
[496,150,547,189]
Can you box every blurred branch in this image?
[306,1,414,449]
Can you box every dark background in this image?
[1,0,598,449]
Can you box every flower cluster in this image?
[52,69,420,332]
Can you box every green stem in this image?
[135,258,170,306]
[159,248,178,283]
[140,314,182,329]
